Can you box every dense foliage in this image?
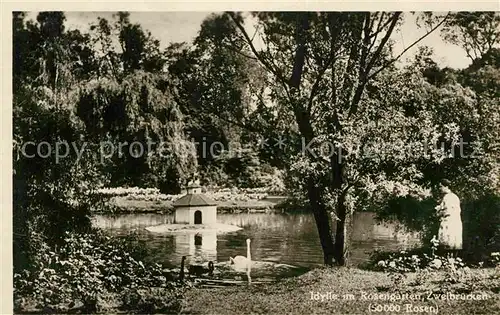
[14,230,185,313]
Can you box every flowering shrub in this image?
[14,230,185,313]
[98,185,283,203]
[375,252,424,272]
[372,249,473,274]
[368,233,500,274]
[370,237,454,273]
[369,248,500,274]
[97,187,162,196]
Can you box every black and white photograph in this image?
[10,7,500,314]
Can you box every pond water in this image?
[92,211,421,277]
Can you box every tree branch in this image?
[367,13,388,54]
[346,13,373,117]
[360,13,372,76]
[289,13,310,89]
[365,12,401,76]
[307,13,342,113]
[340,14,364,109]
[367,13,451,81]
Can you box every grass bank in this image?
[109,196,285,214]
[94,187,288,214]
[181,267,499,315]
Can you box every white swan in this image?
[229,239,251,269]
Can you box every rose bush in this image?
[14,230,185,313]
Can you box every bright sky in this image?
[25,11,472,69]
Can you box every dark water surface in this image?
[92,212,421,274]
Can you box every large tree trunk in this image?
[288,13,342,266]
[333,195,353,266]
[306,177,336,265]
[330,151,352,266]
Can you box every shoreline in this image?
[93,194,290,214]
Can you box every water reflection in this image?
[174,232,217,264]
[92,212,421,270]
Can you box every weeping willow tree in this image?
[76,71,197,192]
[74,11,198,191]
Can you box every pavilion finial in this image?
[186,174,201,194]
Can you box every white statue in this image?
[436,181,463,251]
